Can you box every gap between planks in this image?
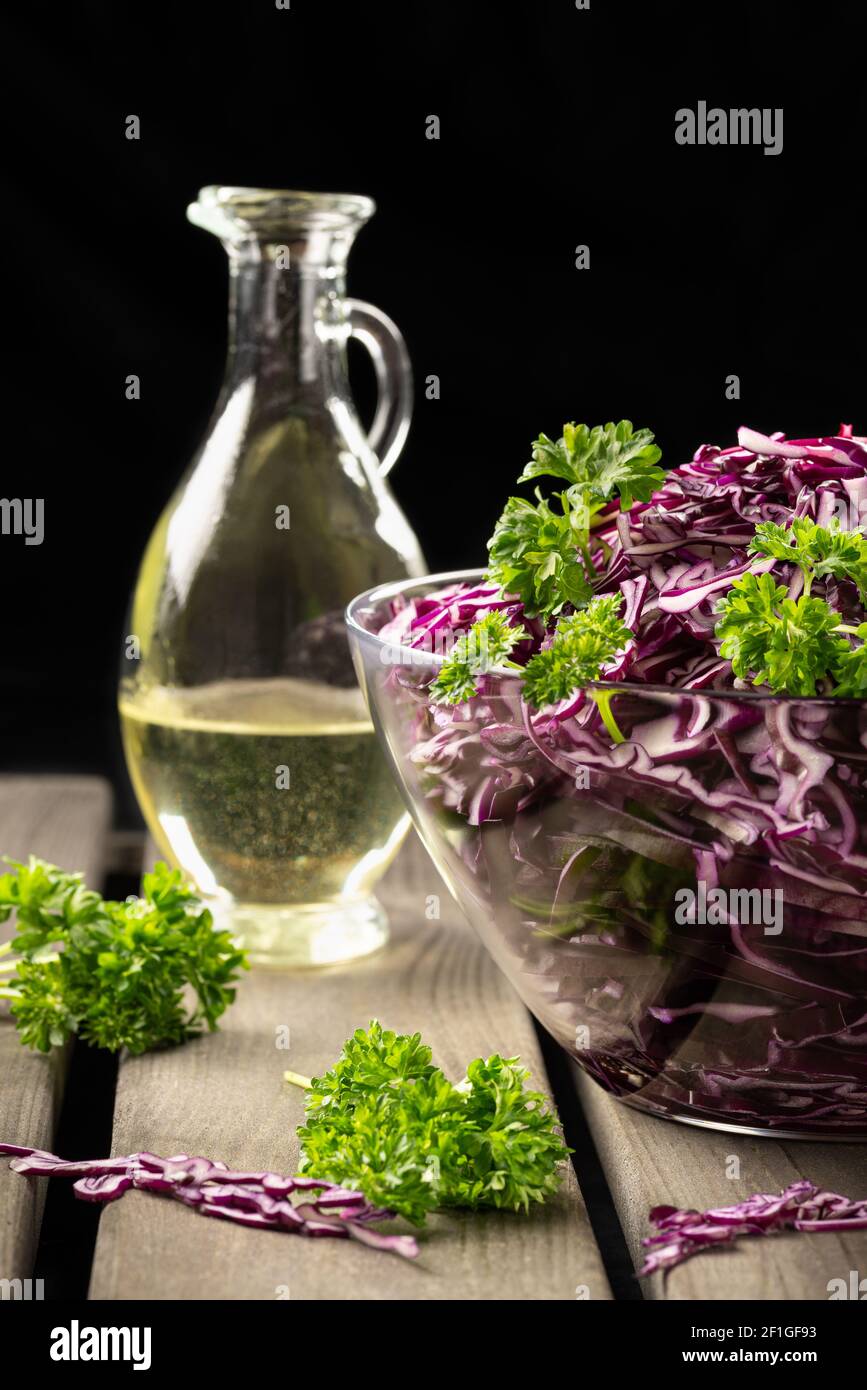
[88,831,612,1301]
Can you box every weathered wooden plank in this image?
[89,831,611,1300]
[575,1066,867,1300]
[0,776,112,1281]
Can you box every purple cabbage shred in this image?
[0,1143,418,1258]
[639,1179,867,1276]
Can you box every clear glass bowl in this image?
[347,570,867,1139]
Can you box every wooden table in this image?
[2,776,865,1301]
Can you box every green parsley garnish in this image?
[290,1021,570,1227]
[831,623,867,696]
[433,420,661,706]
[517,419,664,511]
[429,609,527,705]
[715,574,849,696]
[748,518,867,602]
[487,419,663,620]
[715,520,867,696]
[522,595,631,718]
[0,857,247,1053]
[486,492,593,618]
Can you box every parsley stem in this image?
[580,542,598,579]
[0,958,19,974]
[0,940,13,959]
[0,987,22,999]
[835,623,862,635]
[590,689,625,743]
[284,1069,313,1090]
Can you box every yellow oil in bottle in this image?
[119,677,409,965]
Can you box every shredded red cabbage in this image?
[639,1179,867,1276]
[0,1143,418,1258]
[368,428,867,1135]
[380,425,867,689]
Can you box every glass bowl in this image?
[347,570,867,1140]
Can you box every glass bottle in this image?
[119,187,425,967]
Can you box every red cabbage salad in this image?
[381,422,867,708]
[374,423,867,1134]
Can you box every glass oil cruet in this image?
[119,187,425,967]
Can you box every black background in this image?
[2,0,864,824]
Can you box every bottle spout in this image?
[187,186,375,264]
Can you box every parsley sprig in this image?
[291,1021,570,1227]
[522,595,631,717]
[831,624,867,696]
[486,492,593,618]
[749,518,867,602]
[433,420,661,705]
[429,609,527,705]
[0,857,247,1053]
[715,520,867,695]
[517,419,664,510]
[716,574,849,696]
[487,419,663,619]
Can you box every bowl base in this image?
[616,1094,867,1143]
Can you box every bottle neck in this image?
[225,248,348,394]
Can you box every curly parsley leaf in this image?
[522,594,631,709]
[832,623,867,697]
[749,518,867,601]
[429,609,528,705]
[714,572,850,696]
[0,858,247,1053]
[486,492,593,619]
[484,421,663,620]
[518,420,664,510]
[302,1020,435,1102]
[295,1021,570,1227]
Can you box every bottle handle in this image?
[345,298,413,477]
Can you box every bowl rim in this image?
[345,567,866,706]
